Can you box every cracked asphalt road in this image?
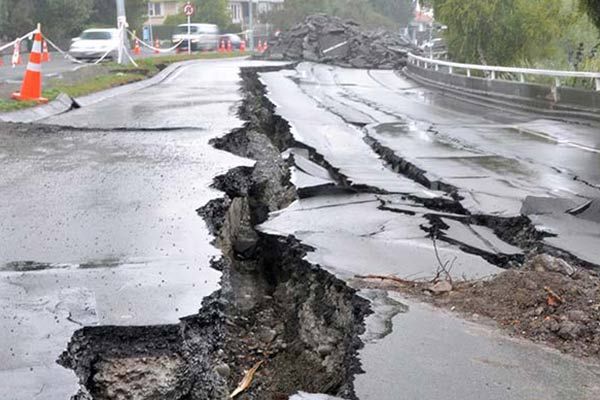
[1,59,600,400]
[0,59,279,400]
[258,63,600,399]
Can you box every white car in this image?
[69,29,120,61]
[172,24,219,52]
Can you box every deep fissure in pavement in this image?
[56,64,600,400]
[58,66,370,400]
[363,122,600,271]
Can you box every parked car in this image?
[69,29,120,61]
[220,34,242,50]
[172,24,219,52]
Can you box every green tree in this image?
[164,0,230,29]
[89,0,148,33]
[165,0,231,30]
[579,0,600,32]
[0,0,93,45]
[432,0,563,65]
[369,0,414,27]
[265,0,394,30]
[195,0,231,28]
[38,0,94,44]
[0,0,35,41]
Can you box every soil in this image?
[352,253,600,360]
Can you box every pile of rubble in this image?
[263,14,419,69]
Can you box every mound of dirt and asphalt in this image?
[263,14,418,69]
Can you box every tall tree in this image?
[0,0,35,41]
[194,0,230,28]
[39,0,94,44]
[89,0,148,33]
[265,0,394,30]
[369,0,414,27]
[579,0,600,32]
[0,0,93,45]
[163,0,231,29]
[432,0,563,65]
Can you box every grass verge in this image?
[0,51,249,113]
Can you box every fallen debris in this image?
[544,286,564,306]
[355,274,414,286]
[263,14,418,69]
[427,280,453,294]
[354,253,600,360]
[229,360,264,398]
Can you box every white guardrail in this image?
[408,53,600,92]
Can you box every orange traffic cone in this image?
[219,40,225,53]
[240,40,246,53]
[263,41,268,52]
[133,39,141,55]
[227,40,232,53]
[12,38,22,66]
[154,39,160,54]
[42,40,50,62]
[12,28,48,103]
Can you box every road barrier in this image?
[407,53,600,91]
[133,38,141,55]
[12,26,48,103]
[11,39,22,66]
[406,53,600,120]
[42,40,50,62]
[0,29,36,67]
[127,30,183,54]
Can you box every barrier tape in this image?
[44,28,135,66]
[127,30,183,53]
[41,33,87,64]
[93,45,118,65]
[128,29,253,54]
[0,29,37,53]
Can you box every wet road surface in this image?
[258,63,600,399]
[0,53,79,84]
[0,59,277,400]
[265,63,600,264]
[2,58,600,400]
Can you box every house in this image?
[146,0,284,27]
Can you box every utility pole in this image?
[248,0,254,51]
[116,0,128,64]
[148,2,154,44]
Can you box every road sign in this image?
[183,2,195,16]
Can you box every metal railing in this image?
[408,53,600,91]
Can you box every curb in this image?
[73,59,198,108]
[0,59,206,123]
[0,93,74,123]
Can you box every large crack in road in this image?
[56,65,371,400]
[2,60,600,400]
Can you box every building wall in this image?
[146,0,284,26]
